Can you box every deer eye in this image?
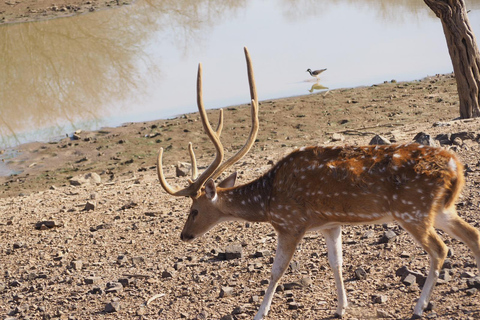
[191,209,199,218]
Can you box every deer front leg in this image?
[254,231,303,320]
[322,226,348,318]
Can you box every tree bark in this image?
[424,0,480,118]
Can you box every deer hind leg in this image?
[434,206,480,269]
[322,226,348,318]
[254,231,303,320]
[399,222,448,318]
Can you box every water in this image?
[0,0,479,151]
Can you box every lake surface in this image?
[0,0,480,150]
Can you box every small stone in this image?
[287,302,301,310]
[466,276,480,289]
[131,256,145,265]
[413,132,438,147]
[439,270,451,282]
[299,276,313,287]
[118,278,131,287]
[224,244,243,260]
[84,201,96,211]
[105,282,123,293]
[331,133,345,142]
[249,295,259,303]
[379,230,396,243]
[105,301,120,313]
[289,260,300,272]
[13,242,24,249]
[219,286,234,298]
[466,288,477,296]
[84,276,101,285]
[354,267,367,280]
[254,250,271,258]
[442,259,453,269]
[377,309,393,318]
[402,274,416,286]
[460,272,476,278]
[369,134,391,145]
[372,294,387,304]
[70,260,83,271]
[161,270,176,278]
[232,305,247,314]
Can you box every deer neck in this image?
[218,178,270,223]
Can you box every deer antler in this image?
[157,47,258,197]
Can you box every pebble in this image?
[220,286,234,298]
[105,300,120,313]
[354,267,367,280]
[84,276,101,285]
[379,230,396,244]
[224,244,243,260]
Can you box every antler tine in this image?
[188,142,198,181]
[156,147,192,197]
[216,108,224,136]
[182,63,225,194]
[210,47,259,181]
[157,64,225,197]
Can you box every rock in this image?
[354,267,367,280]
[289,260,300,272]
[466,276,480,289]
[131,256,145,265]
[224,244,243,260]
[466,288,477,296]
[13,242,23,249]
[84,276,101,285]
[249,295,259,303]
[377,309,394,318]
[331,133,345,142]
[372,294,387,304]
[84,201,96,211]
[288,302,301,310]
[254,250,271,258]
[442,259,453,269]
[460,272,476,278]
[35,220,63,230]
[379,230,396,243]
[402,274,416,286]
[299,276,313,287]
[105,282,123,293]
[69,172,101,186]
[105,301,120,313]
[118,278,132,287]
[176,162,191,177]
[413,132,438,147]
[361,230,375,239]
[161,270,176,279]
[219,286,234,298]
[439,270,451,282]
[232,305,247,314]
[369,134,391,145]
[220,315,234,320]
[70,260,83,271]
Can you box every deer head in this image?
[156,47,259,242]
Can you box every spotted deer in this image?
[156,47,480,319]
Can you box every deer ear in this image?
[205,179,217,200]
[218,171,237,188]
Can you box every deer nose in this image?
[181,233,194,242]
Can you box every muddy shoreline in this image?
[0,0,132,24]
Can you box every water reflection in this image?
[0,0,246,148]
[308,82,328,93]
[0,0,479,149]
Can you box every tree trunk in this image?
[424,0,480,118]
